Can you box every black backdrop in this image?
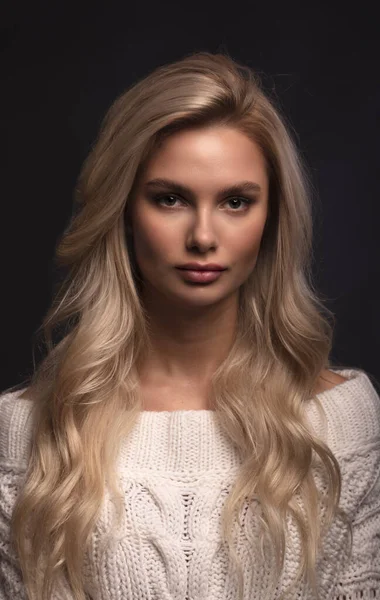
[1,2,379,392]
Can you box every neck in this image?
[138,286,239,386]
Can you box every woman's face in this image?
[127,125,269,309]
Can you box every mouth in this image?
[176,269,225,283]
[176,260,228,271]
[176,266,227,272]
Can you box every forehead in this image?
[141,125,268,189]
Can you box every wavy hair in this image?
[7,50,356,600]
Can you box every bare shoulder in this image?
[314,369,349,395]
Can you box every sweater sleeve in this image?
[333,439,380,599]
[0,463,28,599]
[0,462,81,600]
[0,387,79,600]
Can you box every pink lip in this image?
[177,263,226,271]
[177,269,224,283]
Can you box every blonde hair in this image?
[7,50,357,600]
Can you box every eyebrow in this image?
[144,178,262,198]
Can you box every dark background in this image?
[1,2,379,392]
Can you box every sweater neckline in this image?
[117,368,370,474]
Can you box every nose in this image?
[186,210,218,252]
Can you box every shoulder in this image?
[0,387,34,469]
[307,368,380,455]
[314,369,349,395]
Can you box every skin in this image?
[127,125,346,410]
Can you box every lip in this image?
[176,263,227,271]
[178,269,224,283]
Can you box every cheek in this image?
[232,221,266,265]
[133,218,178,265]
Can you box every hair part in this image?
[8,50,356,600]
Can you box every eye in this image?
[152,194,254,211]
[225,197,254,211]
[153,194,183,208]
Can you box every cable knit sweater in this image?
[0,368,379,599]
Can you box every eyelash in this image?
[151,193,255,212]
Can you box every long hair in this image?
[7,50,357,600]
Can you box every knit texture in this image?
[0,368,379,599]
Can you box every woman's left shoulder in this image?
[310,368,380,452]
[314,369,348,395]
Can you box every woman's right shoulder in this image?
[0,387,34,469]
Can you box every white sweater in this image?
[0,368,379,599]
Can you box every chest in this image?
[82,472,347,600]
[138,381,213,411]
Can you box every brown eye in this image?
[153,194,183,207]
[226,197,253,210]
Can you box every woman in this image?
[0,51,379,600]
